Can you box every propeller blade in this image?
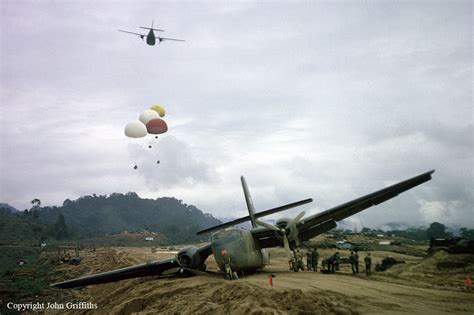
[288,211,305,227]
[283,235,292,259]
[255,219,280,231]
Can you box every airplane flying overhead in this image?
[118,21,185,46]
[51,170,434,288]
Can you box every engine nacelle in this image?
[276,218,290,229]
[275,217,299,242]
[176,246,206,270]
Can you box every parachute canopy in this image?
[150,104,166,117]
[139,110,159,125]
[124,121,147,138]
[146,118,168,134]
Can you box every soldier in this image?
[334,252,340,271]
[306,250,313,271]
[312,248,319,272]
[329,253,339,274]
[364,252,372,276]
[321,256,327,271]
[354,250,360,273]
[349,251,356,274]
[296,249,305,271]
[328,255,335,274]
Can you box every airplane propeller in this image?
[256,211,305,260]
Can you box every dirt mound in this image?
[50,247,474,314]
[108,281,359,315]
[377,250,474,290]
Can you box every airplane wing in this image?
[118,29,146,37]
[157,36,186,42]
[51,258,180,289]
[51,244,212,289]
[252,170,435,248]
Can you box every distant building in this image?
[336,240,362,250]
[144,237,154,242]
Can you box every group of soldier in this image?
[295,248,373,276]
[349,250,372,275]
[292,248,319,271]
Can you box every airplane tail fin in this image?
[241,176,257,228]
[196,176,312,235]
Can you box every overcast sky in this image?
[1,1,472,229]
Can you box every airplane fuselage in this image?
[211,228,269,273]
[146,29,155,45]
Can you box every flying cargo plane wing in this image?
[252,170,435,248]
[156,36,186,42]
[118,30,146,37]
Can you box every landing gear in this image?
[224,263,239,280]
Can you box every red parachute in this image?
[146,118,168,134]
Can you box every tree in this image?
[52,214,69,240]
[361,227,372,234]
[460,227,474,239]
[426,222,446,239]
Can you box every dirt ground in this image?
[45,246,474,314]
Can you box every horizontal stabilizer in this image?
[196,198,313,235]
[139,26,164,31]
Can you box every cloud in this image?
[1,1,472,229]
[127,135,218,188]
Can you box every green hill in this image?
[1,193,221,244]
[0,206,49,243]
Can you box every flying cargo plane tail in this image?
[139,20,164,32]
[196,176,313,235]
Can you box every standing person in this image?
[365,252,372,276]
[306,250,314,271]
[295,249,305,271]
[312,248,319,272]
[327,256,335,274]
[354,250,360,273]
[334,252,341,271]
[349,251,356,274]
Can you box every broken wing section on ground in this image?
[51,244,213,289]
[51,257,181,289]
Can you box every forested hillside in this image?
[0,194,221,243]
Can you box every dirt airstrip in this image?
[46,246,474,314]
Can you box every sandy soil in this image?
[46,246,474,314]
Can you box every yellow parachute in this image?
[150,104,166,117]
